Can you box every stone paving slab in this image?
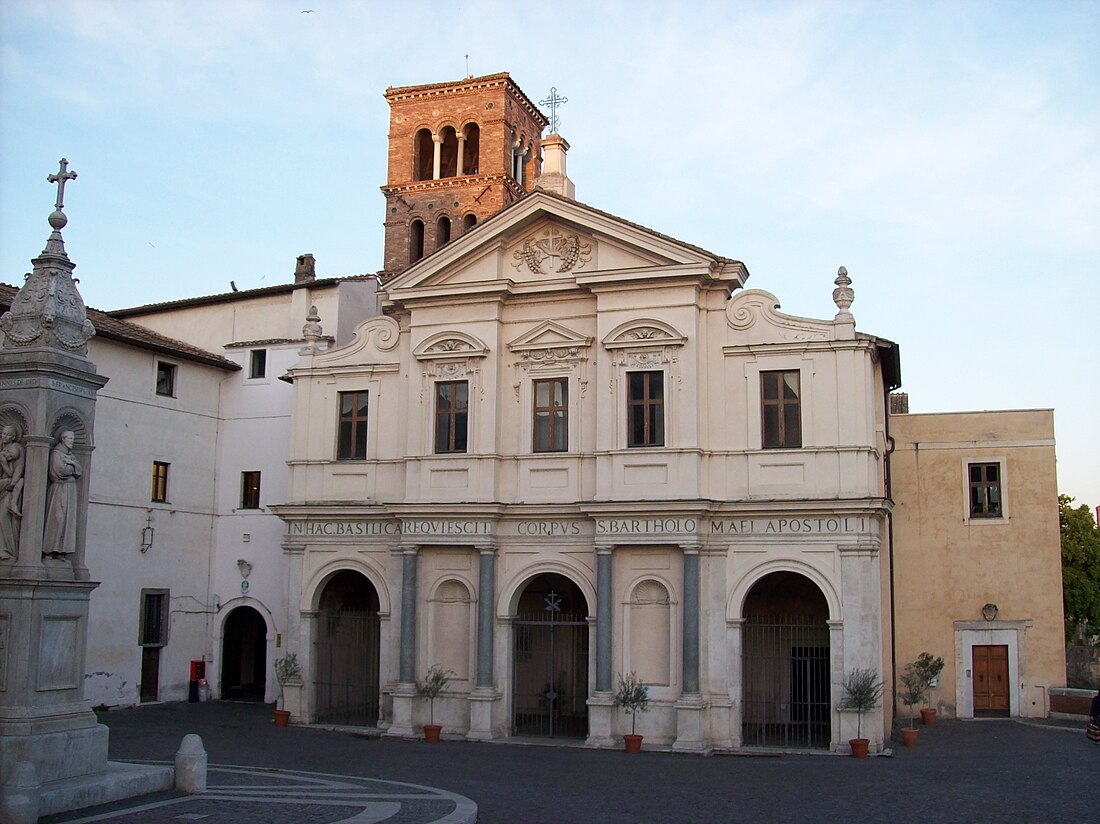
[43,765,475,824]
[42,702,1100,823]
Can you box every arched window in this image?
[463,214,477,232]
[410,219,425,263]
[436,215,451,247]
[462,123,480,175]
[415,128,434,181]
[439,126,458,178]
[629,580,671,685]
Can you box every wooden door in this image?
[973,644,1010,716]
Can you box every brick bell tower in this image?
[381,72,548,279]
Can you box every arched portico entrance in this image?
[221,605,267,701]
[741,571,831,749]
[314,570,381,726]
[513,573,589,738]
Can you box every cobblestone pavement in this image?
[44,702,1099,823]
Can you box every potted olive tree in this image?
[912,652,945,725]
[840,668,884,758]
[613,672,650,753]
[898,662,926,746]
[273,653,301,728]
[416,664,454,743]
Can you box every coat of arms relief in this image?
[511,226,592,275]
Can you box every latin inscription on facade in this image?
[287,516,871,540]
[595,518,698,535]
[710,517,868,535]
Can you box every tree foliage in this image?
[1060,495,1100,642]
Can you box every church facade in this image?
[268,74,901,752]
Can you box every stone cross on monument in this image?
[48,158,78,213]
[539,87,568,134]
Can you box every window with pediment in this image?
[603,320,686,450]
[414,332,489,456]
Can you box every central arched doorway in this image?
[741,571,831,749]
[314,570,381,726]
[512,573,589,738]
[221,605,267,701]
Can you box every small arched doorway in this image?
[741,571,831,748]
[314,570,381,726]
[512,573,589,738]
[221,605,267,701]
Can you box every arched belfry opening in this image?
[512,573,589,738]
[220,605,267,701]
[314,570,381,726]
[436,215,451,247]
[462,123,480,175]
[439,126,459,178]
[410,219,425,264]
[741,571,831,749]
[414,128,434,181]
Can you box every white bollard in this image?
[0,761,40,824]
[174,733,208,793]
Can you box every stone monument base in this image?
[37,761,175,817]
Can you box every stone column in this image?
[586,545,615,748]
[399,547,418,684]
[468,544,501,741]
[432,136,442,180]
[673,546,707,752]
[727,617,745,749]
[682,549,700,694]
[386,543,419,737]
[457,135,467,176]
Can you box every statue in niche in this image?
[42,430,82,560]
[0,424,25,560]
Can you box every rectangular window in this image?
[533,378,568,452]
[240,471,261,509]
[761,370,801,449]
[627,371,664,447]
[434,380,469,453]
[249,349,267,379]
[968,462,1002,518]
[155,362,176,397]
[151,461,169,503]
[337,391,369,460]
[139,589,170,646]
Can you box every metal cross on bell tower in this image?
[539,87,568,134]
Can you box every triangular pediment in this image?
[383,191,747,301]
[507,319,591,352]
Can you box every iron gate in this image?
[513,593,589,737]
[742,615,830,748]
[313,609,381,726]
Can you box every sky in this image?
[1,0,1097,509]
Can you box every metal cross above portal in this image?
[48,158,77,211]
[539,87,568,134]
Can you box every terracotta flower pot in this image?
[849,738,869,758]
[901,727,919,747]
[920,708,937,726]
[273,709,291,728]
[424,724,442,743]
[623,734,643,754]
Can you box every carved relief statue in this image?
[42,430,82,559]
[0,424,25,560]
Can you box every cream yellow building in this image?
[889,407,1064,719]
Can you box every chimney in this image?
[534,134,575,199]
[889,392,909,415]
[295,253,316,284]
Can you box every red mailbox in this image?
[189,660,206,681]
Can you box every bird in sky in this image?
[301,9,314,13]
